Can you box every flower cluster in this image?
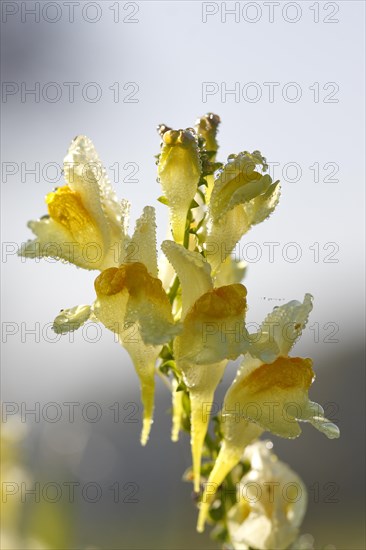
[20,114,339,548]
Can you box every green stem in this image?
[168,275,180,304]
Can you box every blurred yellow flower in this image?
[227,442,307,550]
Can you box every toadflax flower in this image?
[54,206,179,445]
[20,135,129,270]
[19,116,341,544]
[197,294,340,531]
[162,240,251,492]
[157,128,202,244]
[227,441,307,550]
[205,151,280,273]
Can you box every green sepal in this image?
[157,195,169,206]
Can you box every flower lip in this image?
[187,284,247,320]
[242,356,315,395]
[45,185,93,237]
[94,262,166,300]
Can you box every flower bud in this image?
[157,129,201,243]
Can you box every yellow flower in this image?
[157,129,201,244]
[206,151,280,272]
[197,295,339,531]
[20,135,129,270]
[162,240,250,492]
[53,207,179,446]
[227,442,307,550]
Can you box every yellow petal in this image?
[94,262,178,346]
[206,204,249,272]
[161,240,213,317]
[197,422,263,532]
[174,284,248,365]
[298,400,340,439]
[19,217,98,269]
[93,262,178,444]
[173,283,248,492]
[197,353,320,532]
[64,135,128,266]
[227,355,314,439]
[21,136,128,270]
[64,135,125,247]
[251,294,313,362]
[46,185,102,246]
[180,361,227,492]
[206,182,280,273]
[53,305,92,334]
[157,129,201,243]
[171,378,184,442]
[123,339,158,446]
[209,151,269,222]
[128,206,158,277]
[244,181,281,227]
[214,255,247,287]
[206,152,279,273]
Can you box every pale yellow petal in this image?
[209,151,267,222]
[251,294,313,362]
[161,240,213,317]
[93,263,178,445]
[123,339,159,446]
[19,216,101,269]
[206,152,279,273]
[197,422,263,532]
[174,284,248,365]
[245,181,281,227]
[197,353,320,532]
[94,262,178,346]
[299,401,340,439]
[171,378,184,442]
[128,206,158,277]
[206,205,249,272]
[64,135,127,266]
[180,361,227,492]
[214,255,247,287]
[53,305,91,334]
[228,355,314,438]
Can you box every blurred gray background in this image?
[1,1,365,548]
